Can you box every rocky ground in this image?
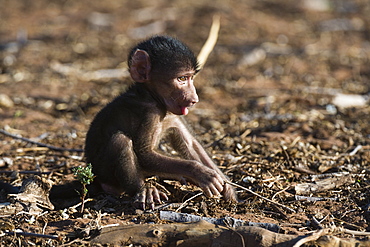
[0,0,370,246]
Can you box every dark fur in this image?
[128,35,200,75]
[85,36,237,208]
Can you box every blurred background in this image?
[1,0,369,144]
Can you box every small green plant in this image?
[72,163,95,213]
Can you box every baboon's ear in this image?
[129,49,151,83]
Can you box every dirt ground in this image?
[0,0,370,246]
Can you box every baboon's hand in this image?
[133,181,169,210]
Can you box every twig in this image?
[3,230,59,240]
[349,145,362,156]
[175,192,203,212]
[332,217,363,231]
[295,195,337,202]
[100,223,120,228]
[293,228,330,247]
[302,171,351,180]
[222,222,246,247]
[281,145,295,167]
[289,136,301,148]
[0,129,84,153]
[0,170,51,175]
[294,226,370,247]
[197,14,220,69]
[306,226,370,236]
[240,129,252,139]
[42,222,48,235]
[311,216,324,230]
[70,198,94,210]
[271,185,290,201]
[225,180,296,213]
[154,202,182,210]
[343,228,370,236]
[205,134,229,148]
[318,145,364,161]
[16,147,50,152]
[59,238,90,246]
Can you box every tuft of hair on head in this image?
[128,35,200,75]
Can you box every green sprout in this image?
[72,163,95,213]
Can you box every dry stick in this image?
[59,239,90,247]
[70,198,94,210]
[292,226,370,247]
[343,228,370,236]
[197,14,221,69]
[349,145,362,156]
[205,134,229,148]
[0,129,84,153]
[310,216,324,230]
[175,192,203,212]
[222,223,246,247]
[0,170,51,175]
[225,180,296,213]
[305,227,370,236]
[271,185,290,201]
[292,228,330,247]
[3,231,59,240]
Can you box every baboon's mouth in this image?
[180,106,189,115]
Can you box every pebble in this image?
[332,93,367,108]
[302,0,331,12]
[0,94,14,108]
[239,48,266,67]
[0,74,11,83]
[0,157,14,167]
[88,12,113,30]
